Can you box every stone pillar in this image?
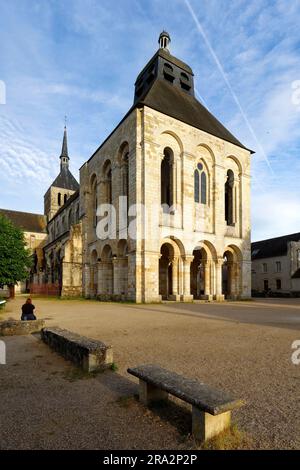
[229,262,238,300]
[169,256,180,301]
[118,257,128,299]
[112,257,120,300]
[235,262,242,299]
[97,261,104,298]
[202,261,213,301]
[215,258,225,301]
[139,379,168,406]
[83,263,90,298]
[181,255,194,302]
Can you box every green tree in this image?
[0,214,33,296]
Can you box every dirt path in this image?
[1,296,299,449]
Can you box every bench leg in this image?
[139,379,168,405]
[192,407,231,443]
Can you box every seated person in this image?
[21,298,36,321]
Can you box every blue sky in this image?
[0,0,300,241]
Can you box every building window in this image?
[276,279,282,290]
[64,194,67,204]
[91,177,97,228]
[297,249,300,268]
[225,170,234,226]
[58,193,61,206]
[161,147,173,211]
[68,209,73,227]
[262,263,268,273]
[180,72,191,91]
[163,63,175,83]
[194,162,207,205]
[264,279,269,291]
[276,261,281,273]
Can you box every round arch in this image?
[225,155,243,175]
[193,240,217,261]
[160,236,186,258]
[196,143,216,165]
[160,130,183,154]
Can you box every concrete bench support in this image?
[139,379,169,405]
[0,319,45,336]
[41,327,113,372]
[128,364,244,443]
[192,407,231,442]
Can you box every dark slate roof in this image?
[51,167,79,191]
[49,189,79,223]
[251,232,300,260]
[0,209,47,233]
[136,78,250,151]
[60,126,68,158]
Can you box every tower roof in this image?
[83,33,253,167]
[51,167,79,191]
[60,126,69,158]
[132,34,252,152]
[46,126,79,193]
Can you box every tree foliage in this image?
[0,214,33,286]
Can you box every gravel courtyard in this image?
[0,297,299,449]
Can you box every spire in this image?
[158,31,171,50]
[60,125,69,170]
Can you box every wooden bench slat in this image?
[128,364,244,415]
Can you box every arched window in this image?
[194,162,207,204]
[194,170,200,203]
[64,194,67,204]
[225,170,234,226]
[163,63,175,83]
[107,169,112,204]
[58,193,61,206]
[91,177,97,228]
[161,147,173,210]
[102,161,112,205]
[68,209,72,227]
[122,151,129,224]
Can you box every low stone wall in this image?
[0,319,45,336]
[41,327,113,372]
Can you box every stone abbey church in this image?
[1,33,252,302]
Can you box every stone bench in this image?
[41,327,113,372]
[127,364,244,443]
[0,319,45,336]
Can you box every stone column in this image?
[181,255,194,302]
[202,261,213,301]
[112,257,120,300]
[169,256,180,301]
[83,263,90,298]
[215,258,225,301]
[118,257,128,299]
[97,261,104,299]
[229,262,238,300]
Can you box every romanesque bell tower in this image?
[44,126,79,221]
